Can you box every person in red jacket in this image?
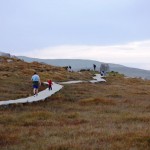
[47,79,53,90]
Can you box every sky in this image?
[0,0,150,70]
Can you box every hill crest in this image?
[18,56,150,80]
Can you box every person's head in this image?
[34,72,37,75]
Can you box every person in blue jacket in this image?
[31,72,41,96]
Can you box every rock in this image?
[7,59,13,63]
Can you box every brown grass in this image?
[0,57,150,149]
[79,97,116,106]
[0,56,93,101]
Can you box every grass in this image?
[0,57,150,149]
[0,56,93,101]
[0,74,150,150]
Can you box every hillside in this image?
[0,54,150,150]
[18,56,150,79]
[0,56,94,101]
[0,71,150,149]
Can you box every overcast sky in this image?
[0,0,150,70]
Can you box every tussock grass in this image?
[0,56,93,101]
[0,131,20,147]
[79,97,116,105]
[0,58,150,149]
[122,114,150,123]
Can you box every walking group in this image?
[31,72,53,96]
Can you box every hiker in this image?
[47,79,53,90]
[93,64,96,71]
[68,66,72,72]
[100,70,104,76]
[31,72,41,96]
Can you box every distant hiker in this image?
[31,72,41,96]
[47,79,53,90]
[100,63,110,76]
[69,66,71,70]
[100,71,104,76]
[93,64,96,71]
[68,66,72,72]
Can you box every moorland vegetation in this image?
[0,56,150,150]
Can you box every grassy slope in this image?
[0,56,93,101]
[0,73,150,149]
